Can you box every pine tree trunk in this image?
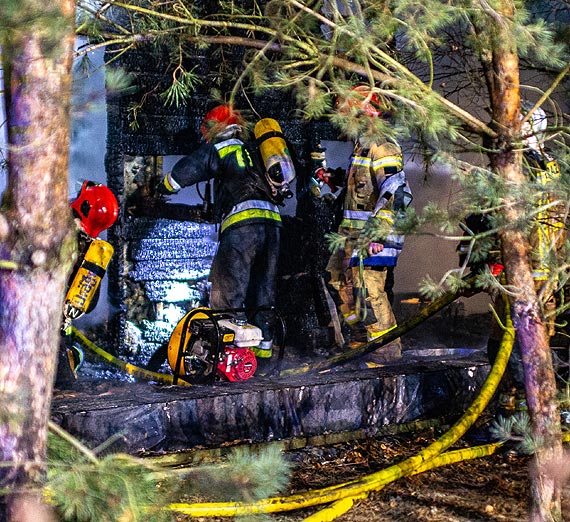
[500,229,563,522]
[0,0,76,519]
[489,2,563,520]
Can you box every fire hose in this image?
[68,327,190,386]
[70,278,478,384]
[281,277,481,376]
[166,303,514,518]
[67,295,554,521]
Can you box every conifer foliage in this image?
[46,423,291,521]
[72,0,570,519]
[1,0,570,520]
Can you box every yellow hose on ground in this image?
[303,495,369,522]
[302,442,502,522]
[167,309,514,517]
[67,292,512,520]
[281,281,480,377]
[70,280,473,383]
[305,431,570,522]
[69,327,190,386]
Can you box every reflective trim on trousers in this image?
[367,323,397,341]
[343,311,359,325]
[251,343,273,358]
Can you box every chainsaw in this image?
[167,308,261,384]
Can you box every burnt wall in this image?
[104,42,342,365]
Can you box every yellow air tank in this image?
[63,238,114,324]
[254,118,295,200]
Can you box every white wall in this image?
[69,43,108,193]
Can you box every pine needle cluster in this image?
[46,426,292,521]
[489,413,541,455]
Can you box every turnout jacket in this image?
[524,148,564,282]
[160,137,282,234]
[337,139,412,268]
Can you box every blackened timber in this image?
[51,355,489,455]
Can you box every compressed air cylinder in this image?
[64,239,114,321]
[254,118,296,197]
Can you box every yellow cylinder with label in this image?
[64,239,114,320]
[254,118,295,197]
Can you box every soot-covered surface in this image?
[51,340,489,455]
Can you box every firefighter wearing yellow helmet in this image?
[157,105,282,362]
[326,86,413,363]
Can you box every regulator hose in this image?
[68,327,190,386]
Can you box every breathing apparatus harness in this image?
[193,117,296,232]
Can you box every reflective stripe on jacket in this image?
[220,199,282,234]
[346,171,412,268]
[163,134,280,227]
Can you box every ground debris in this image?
[285,432,534,521]
[177,430,542,521]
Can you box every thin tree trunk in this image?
[0,0,76,519]
[489,1,563,520]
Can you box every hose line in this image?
[69,327,190,386]
[281,279,481,376]
[67,280,514,521]
[68,301,519,520]
[168,307,514,517]
[70,275,478,383]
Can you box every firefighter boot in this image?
[361,325,401,367]
[254,340,277,376]
[363,339,402,367]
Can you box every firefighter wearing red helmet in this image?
[326,86,413,363]
[157,105,282,362]
[336,85,384,118]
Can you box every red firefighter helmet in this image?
[200,105,243,142]
[70,181,119,238]
[337,85,383,117]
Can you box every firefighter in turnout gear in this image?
[480,103,565,414]
[326,87,413,361]
[158,105,282,361]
